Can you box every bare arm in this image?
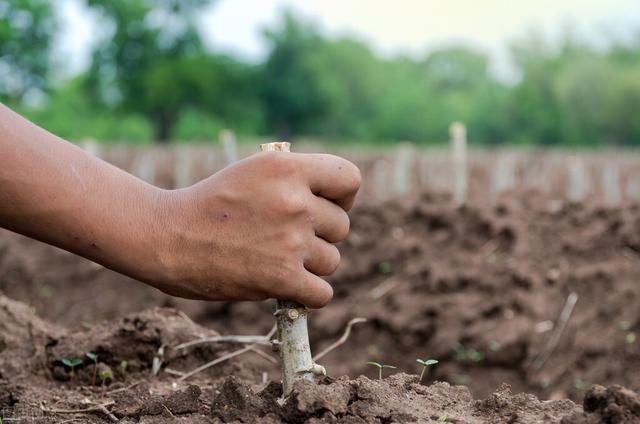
[0,104,361,308]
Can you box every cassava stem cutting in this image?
[260,142,326,397]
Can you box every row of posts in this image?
[82,124,636,206]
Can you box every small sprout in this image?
[416,358,438,383]
[626,332,636,345]
[378,261,393,274]
[452,342,485,363]
[367,361,396,380]
[574,378,586,391]
[489,341,502,352]
[62,358,83,378]
[467,349,485,363]
[119,360,129,381]
[101,370,112,397]
[86,352,99,386]
[437,415,448,422]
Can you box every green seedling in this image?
[86,352,98,386]
[489,341,502,352]
[62,358,83,378]
[453,342,485,363]
[367,361,396,380]
[101,370,112,397]
[416,358,438,383]
[119,360,128,381]
[626,332,636,344]
[437,415,448,422]
[378,261,393,274]
[574,378,586,391]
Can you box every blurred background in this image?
[2,0,639,146]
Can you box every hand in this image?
[148,152,361,308]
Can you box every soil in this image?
[2,190,640,422]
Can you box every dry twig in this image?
[313,318,367,362]
[40,399,118,422]
[370,278,399,300]
[177,324,277,382]
[105,381,142,395]
[529,292,578,374]
[174,334,271,350]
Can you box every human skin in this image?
[0,104,361,308]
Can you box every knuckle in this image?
[278,192,309,216]
[283,232,306,253]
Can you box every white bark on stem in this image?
[260,142,325,397]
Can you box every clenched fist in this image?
[149,152,361,308]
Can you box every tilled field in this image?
[1,191,640,422]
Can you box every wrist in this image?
[134,186,192,295]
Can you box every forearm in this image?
[0,103,166,281]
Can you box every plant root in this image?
[313,317,367,362]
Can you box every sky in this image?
[57,0,640,80]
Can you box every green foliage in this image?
[86,352,98,363]
[437,415,448,422]
[0,0,55,103]
[84,0,216,141]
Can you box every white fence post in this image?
[219,129,238,166]
[393,142,413,196]
[567,155,588,202]
[82,138,101,158]
[174,146,192,189]
[449,122,467,206]
[601,162,621,206]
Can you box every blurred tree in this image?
[0,0,55,104]
[259,12,335,138]
[85,0,216,142]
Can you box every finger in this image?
[268,265,334,309]
[304,239,341,276]
[310,195,350,243]
[300,154,361,211]
[292,270,334,309]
